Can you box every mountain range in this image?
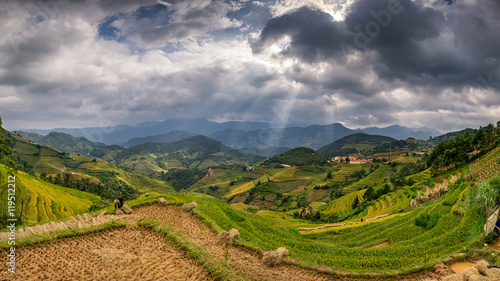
[16,119,442,157]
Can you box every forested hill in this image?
[15,131,105,155]
[261,147,329,167]
[317,133,396,158]
[115,135,264,169]
[426,123,500,170]
[127,135,233,155]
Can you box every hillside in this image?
[262,147,329,167]
[317,133,396,158]
[15,131,106,155]
[114,135,264,172]
[1,191,492,280]
[5,131,173,196]
[123,130,194,147]
[0,164,101,226]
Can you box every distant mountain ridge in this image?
[17,118,441,143]
[16,118,443,156]
[360,125,441,141]
[123,130,194,148]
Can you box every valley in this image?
[2,119,500,280]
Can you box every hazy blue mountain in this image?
[123,130,194,148]
[210,123,359,152]
[361,125,441,141]
[17,119,443,150]
[20,118,276,144]
[19,124,131,138]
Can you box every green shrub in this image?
[476,176,500,214]
[286,226,301,236]
[415,213,441,229]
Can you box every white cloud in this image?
[0,0,498,134]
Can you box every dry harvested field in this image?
[0,227,212,281]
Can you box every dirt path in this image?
[132,204,334,281]
[410,175,458,207]
[0,227,212,281]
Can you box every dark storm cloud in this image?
[250,7,352,62]
[251,0,500,89]
[2,33,60,68]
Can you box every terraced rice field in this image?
[270,168,298,181]
[342,165,392,194]
[321,190,364,214]
[468,147,500,182]
[331,164,364,182]
[224,181,255,198]
[0,168,100,224]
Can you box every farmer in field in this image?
[114,196,124,211]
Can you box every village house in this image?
[350,159,373,164]
[332,155,372,164]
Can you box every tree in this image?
[0,116,14,167]
[352,196,360,209]
[364,186,375,201]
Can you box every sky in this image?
[0,0,499,133]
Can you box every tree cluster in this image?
[426,123,500,170]
[40,172,137,200]
[159,169,206,191]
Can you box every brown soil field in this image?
[0,227,213,281]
